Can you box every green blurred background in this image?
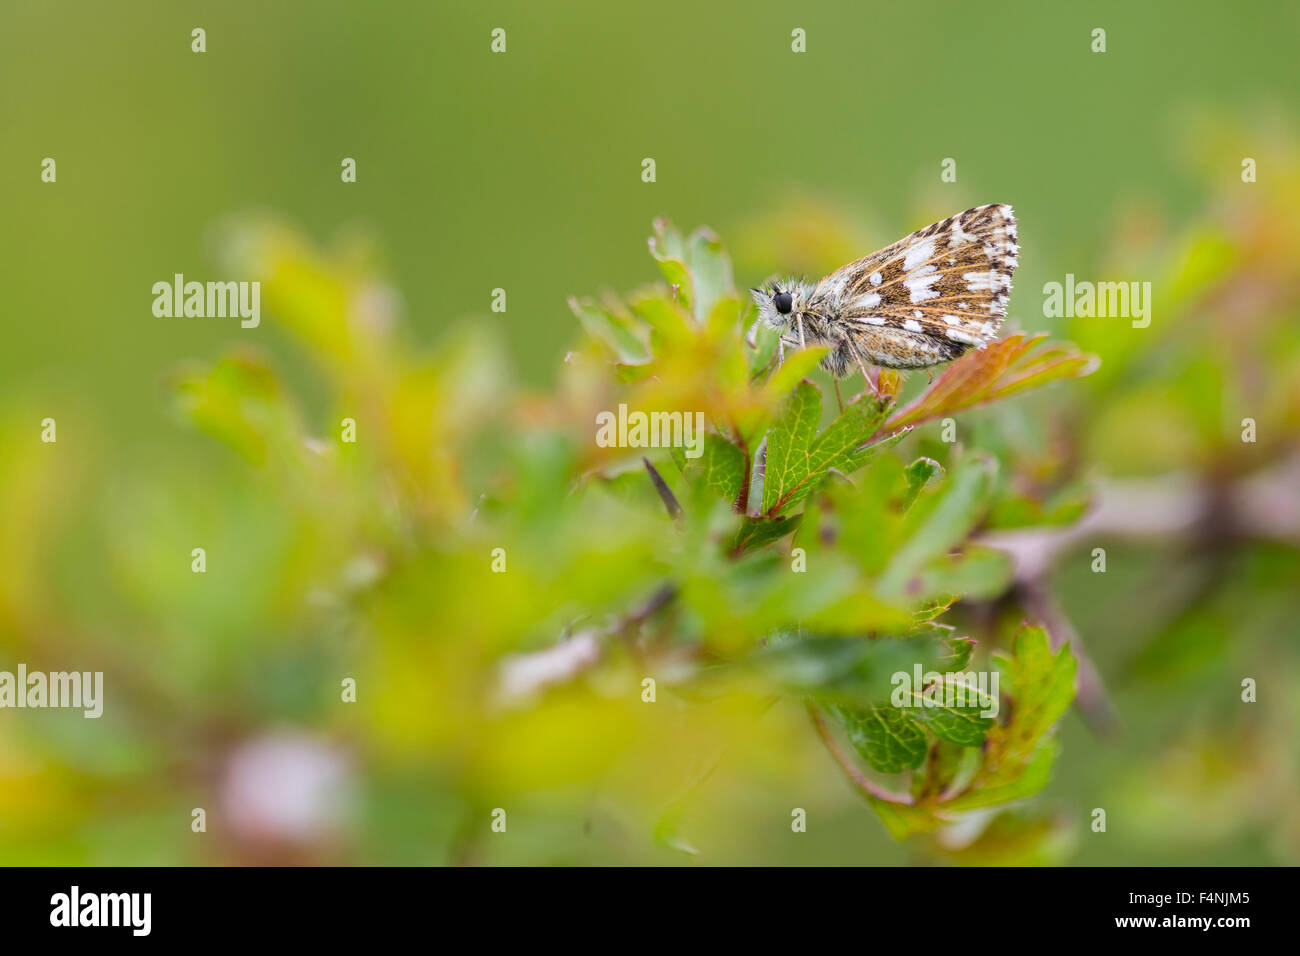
[1,0,1298,864]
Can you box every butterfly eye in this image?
[773,291,793,314]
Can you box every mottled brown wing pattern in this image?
[812,204,1018,365]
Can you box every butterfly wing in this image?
[812,204,1019,367]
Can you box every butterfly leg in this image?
[843,335,882,399]
[796,314,807,349]
[832,377,844,414]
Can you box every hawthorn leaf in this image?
[944,624,1076,811]
[904,678,996,747]
[648,218,691,307]
[879,334,1099,435]
[649,220,736,322]
[937,635,977,670]
[766,394,893,514]
[913,545,1015,602]
[760,346,829,399]
[679,432,747,501]
[685,227,734,322]
[902,457,944,510]
[747,316,781,376]
[568,296,651,365]
[629,293,694,350]
[832,703,927,774]
[751,633,967,704]
[734,514,802,554]
[762,381,821,513]
[877,456,998,598]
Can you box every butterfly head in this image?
[749,279,808,330]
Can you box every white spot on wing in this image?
[902,238,935,271]
[820,272,850,299]
[951,219,977,246]
[904,267,941,303]
[945,327,985,345]
[964,271,1010,293]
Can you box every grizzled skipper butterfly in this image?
[749,204,1019,383]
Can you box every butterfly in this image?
[749,204,1019,382]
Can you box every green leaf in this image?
[944,624,1076,810]
[685,228,734,322]
[765,394,893,515]
[568,296,651,364]
[832,703,927,774]
[761,381,821,514]
[937,635,976,670]
[749,633,967,704]
[167,352,301,464]
[912,738,970,803]
[759,346,829,398]
[912,597,957,624]
[747,315,781,376]
[902,457,944,510]
[648,220,736,322]
[877,456,997,598]
[944,739,1062,812]
[904,677,996,747]
[648,218,690,300]
[867,799,947,840]
[629,293,694,350]
[840,419,908,475]
[995,624,1076,749]
[679,432,747,501]
[734,514,802,554]
[985,478,1091,530]
[913,545,1015,601]
[805,395,893,479]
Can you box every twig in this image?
[978,455,1300,579]
[493,584,678,707]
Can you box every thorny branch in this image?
[977,451,1300,734]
